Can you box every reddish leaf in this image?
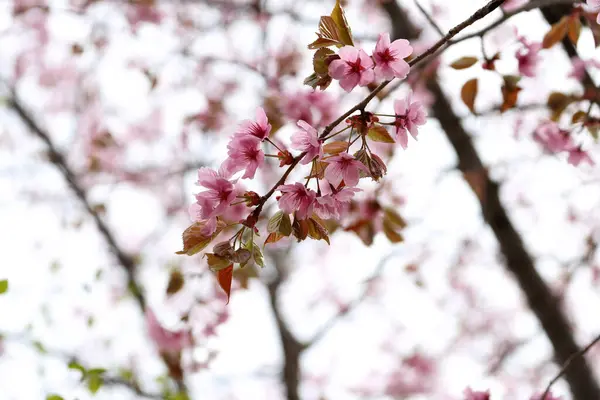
[345,219,375,246]
[542,16,569,49]
[176,220,226,256]
[501,76,522,113]
[264,232,285,247]
[450,56,478,70]
[323,141,349,154]
[217,265,234,304]
[461,78,478,113]
[567,16,581,45]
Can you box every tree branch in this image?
[541,333,600,399]
[6,90,189,395]
[380,2,600,399]
[266,250,306,400]
[449,0,580,45]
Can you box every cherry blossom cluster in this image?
[328,33,413,92]
[534,121,594,166]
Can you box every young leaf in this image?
[252,245,265,268]
[46,395,64,400]
[323,141,349,155]
[267,211,284,233]
[176,220,226,256]
[567,16,581,45]
[367,125,395,143]
[547,92,572,121]
[166,269,184,296]
[543,16,569,49]
[383,219,404,243]
[0,279,7,295]
[313,48,335,75]
[461,78,478,113]
[206,254,232,271]
[264,232,285,247]
[345,219,375,246]
[292,217,309,241]
[450,56,478,70]
[87,373,103,395]
[307,217,330,244]
[231,248,252,264]
[330,0,354,47]
[217,265,234,304]
[501,76,522,113]
[383,207,406,230]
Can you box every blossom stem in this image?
[322,125,350,141]
[266,138,285,153]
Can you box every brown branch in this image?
[449,0,580,45]
[266,250,307,400]
[541,333,600,399]
[6,90,189,395]
[380,2,600,399]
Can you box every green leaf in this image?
[313,48,334,75]
[367,125,395,143]
[46,395,64,400]
[87,373,103,394]
[68,361,86,380]
[252,245,265,268]
[0,279,7,294]
[267,211,285,233]
[33,341,47,354]
[267,211,292,236]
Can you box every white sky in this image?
[1,0,600,399]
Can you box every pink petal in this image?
[338,45,359,62]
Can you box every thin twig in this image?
[541,333,600,399]
[449,0,580,45]
[414,0,444,36]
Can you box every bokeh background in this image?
[1,0,600,399]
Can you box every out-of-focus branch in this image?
[541,333,600,399]
[537,1,598,90]
[7,92,144,309]
[381,2,600,399]
[266,250,307,400]
[449,0,580,45]
[6,90,189,395]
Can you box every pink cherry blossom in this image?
[315,183,360,220]
[325,152,368,187]
[588,0,600,24]
[516,37,542,77]
[567,146,595,166]
[190,167,237,235]
[222,135,265,179]
[464,387,490,400]
[533,121,574,153]
[569,57,600,81]
[282,90,338,127]
[394,90,427,149]
[234,107,271,141]
[291,120,323,164]
[502,0,527,11]
[372,33,413,80]
[277,183,317,220]
[313,195,337,220]
[328,46,375,92]
[146,309,191,354]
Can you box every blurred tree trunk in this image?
[380,2,600,399]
